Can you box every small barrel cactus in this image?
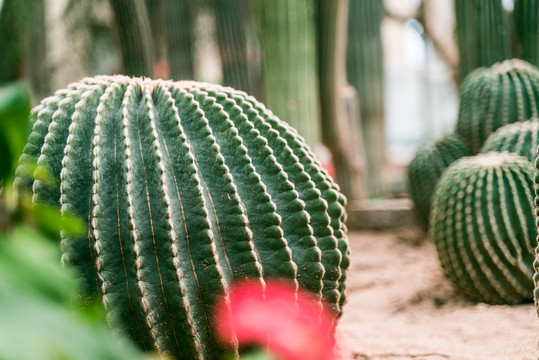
[431,152,536,304]
[407,134,471,229]
[480,119,539,162]
[14,76,349,359]
[456,59,539,154]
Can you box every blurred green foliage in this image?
[0,225,155,360]
[0,81,31,182]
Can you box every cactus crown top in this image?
[481,119,539,162]
[456,59,539,153]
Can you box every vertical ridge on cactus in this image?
[456,59,539,154]
[480,119,539,162]
[454,0,511,82]
[407,134,471,229]
[346,0,385,195]
[14,76,348,359]
[514,0,539,67]
[253,0,321,148]
[534,146,539,316]
[431,152,536,304]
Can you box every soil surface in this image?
[337,230,539,360]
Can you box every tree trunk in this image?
[317,0,366,202]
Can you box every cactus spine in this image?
[481,119,539,162]
[407,134,471,229]
[14,76,348,359]
[431,152,536,304]
[454,0,511,82]
[456,59,539,154]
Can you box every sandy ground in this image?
[337,230,539,360]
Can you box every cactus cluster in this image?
[407,134,471,229]
[456,59,539,154]
[14,75,349,359]
[408,60,539,304]
[431,152,536,304]
[481,119,539,162]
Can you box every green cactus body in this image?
[431,152,535,304]
[407,134,471,229]
[481,119,539,162]
[254,0,321,149]
[346,0,385,196]
[14,76,348,359]
[514,0,539,67]
[456,59,539,154]
[213,0,261,99]
[534,147,539,315]
[454,0,511,82]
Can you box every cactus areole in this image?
[14,76,349,359]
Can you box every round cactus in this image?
[431,152,536,304]
[14,75,349,359]
[481,119,539,162]
[407,134,471,229]
[456,59,539,153]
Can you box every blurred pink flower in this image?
[216,280,336,360]
[153,60,170,79]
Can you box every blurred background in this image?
[0,0,525,202]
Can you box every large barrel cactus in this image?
[431,152,535,304]
[407,134,471,229]
[14,75,349,359]
[481,119,539,162]
[456,59,539,154]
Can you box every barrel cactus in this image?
[456,59,539,154]
[407,134,471,229]
[480,119,539,162]
[431,152,535,304]
[14,75,349,359]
